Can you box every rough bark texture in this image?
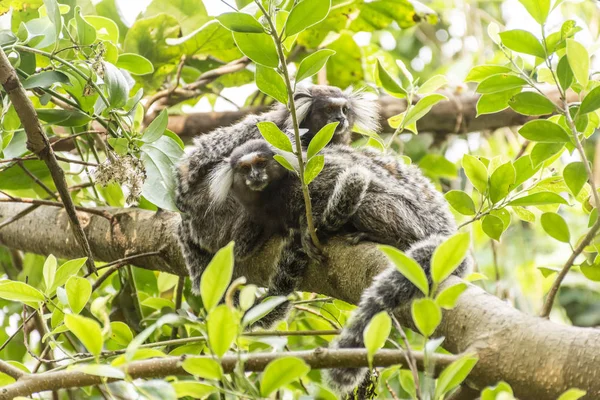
[1,202,599,398]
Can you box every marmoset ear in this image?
[207,160,234,207]
[345,86,380,134]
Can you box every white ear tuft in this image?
[208,160,234,207]
[346,86,380,134]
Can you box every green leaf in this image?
[499,29,546,58]
[580,86,600,115]
[36,108,92,127]
[109,321,133,346]
[64,314,103,356]
[411,298,441,337]
[465,65,512,82]
[557,389,586,400]
[256,65,288,104]
[0,281,45,304]
[140,136,184,211]
[183,358,223,380]
[431,233,470,284]
[379,245,429,296]
[566,39,589,88]
[445,191,476,216]
[307,122,338,160]
[304,155,324,185]
[75,6,96,46]
[513,156,540,187]
[43,0,62,45]
[557,56,574,92]
[207,304,238,358]
[285,0,331,37]
[273,154,296,172]
[417,75,448,94]
[563,161,587,197]
[116,53,154,76]
[481,381,514,400]
[43,254,57,294]
[172,382,216,398]
[508,92,555,116]
[233,32,279,68]
[434,356,479,398]
[66,276,91,314]
[50,258,87,294]
[22,71,71,89]
[531,143,564,167]
[200,242,234,312]
[435,282,468,309]
[508,191,568,206]
[363,312,391,365]
[477,74,527,94]
[375,59,406,98]
[296,49,336,82]
[476,88,522,116]
[404,94,447,127]
[462,154,488,194]
[257,121,293,152]
[489,162,516,203]
[399,370,417,399]
[518,120,570,143]
[482,214,504,240]
[216,12,264,33]
[85,15,119,43]
[540,212,570,243]
[242,296,288,326]
[103,62,128,109]
[108,137,128,156]
[142,109,168,143]
[260,357,310,397]
[518,0,550,24]
[581,262,600,282]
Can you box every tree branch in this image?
[0,349,454,399]
[0,48,96,274]
[0,360,26,380]
[0,203,599,398]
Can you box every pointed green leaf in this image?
[563,161,587,196]
[23,71,71,89]
[541,212,570,243]
[285,0,331,36]
[489,162,516,203]
[404,94,447,127]
[482,214,504,240]
[445,191,476,216]
[296,49,336,82]
[375,59,406,98]
[207,304,238,358]
[566,39,589,88]
[183,358,223,380]
[260,357,311,397]
[476,88,522,116]
[363,312,391,366]
[216,12,264,33]
[66,276,91,314]
[557,56,574,92]
[417,75,448,94]
[518,0,550,24]
[200,242,234,312]
[116,53,154,76]
[434,355,479,398]
[0,281,45,304]
[142,109,168,143]
[304,155,324,185]
[531,143,564,167]
[477,74,527,94]
[508,92,555,116]
[499,29,546,58]
[64,314,103,356]
[431,233,470,284]
[50,258,87,293]
[257,121,293,153]
[465,65,512,82]
[435,282,468,309]
[411,298,441,337]
[75,6,96,46]
[233,32,279,68]
[508,191,568,206]
[43,254,57,294]
[273,155,297,172]
[557,389,586,400]
[307,122,338,159]
[462,154,488,194]
[256,65,288,104]
[103,62,128,109]
[379,246,429,296]
[518,120,570,143]
[580,86,600,115]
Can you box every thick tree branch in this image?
[0,349,455,399]
[0,203,599,399]
[0,48,96,274]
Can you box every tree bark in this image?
[0,202,599,398]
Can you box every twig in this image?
[294,305,340,329]
[0,359,26,379]
[0,47,97,274]
[55,156,99,167]
[16,161,57,199]
[0,198,111,219]
[391,314,422,400]
[0,349,458,399]
[92,251,164,272]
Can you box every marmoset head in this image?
[208,139,292,207]
[294,85,380,146]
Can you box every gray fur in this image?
[175,85,378,294]
[215,140,470,393]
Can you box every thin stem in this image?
[391,314,422,400]
[255,0,321,248]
